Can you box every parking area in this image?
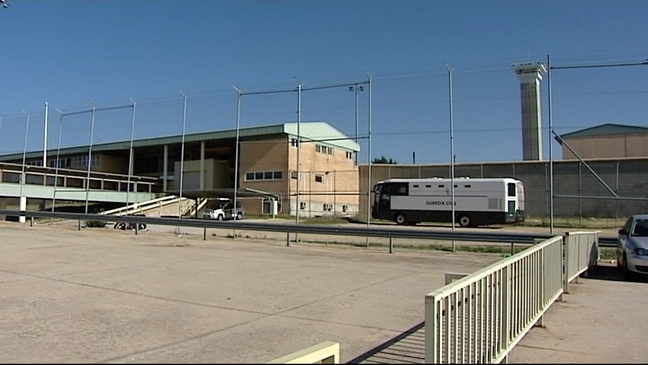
[0,221,501,363]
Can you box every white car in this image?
[617,214,648,280]
[202,201,243,221]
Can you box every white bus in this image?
[371,177,525,227]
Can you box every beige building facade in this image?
[0,122,361,217]
[560,123,648,159]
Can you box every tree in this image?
[372,156,398,164]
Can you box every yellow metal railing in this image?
[266,341,339,364]
[425,235,564,364]
[563,231,600,294]
[425,230,601,363]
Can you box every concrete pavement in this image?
[507,263,648,364]
[0,221,499,363]
[1,220,646,363]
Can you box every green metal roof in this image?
[561,123,648,139]
[283,122,360,151]
[0,121,360,161]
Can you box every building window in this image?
[315,175,324,183]
[342,205,348,213]
[49,157,71,168]
[346,151,353,160]
[291,138,300,148]
[245,171,283,181]
[300,201,307,210]
[315,144,333,155]
[73,155,99,168]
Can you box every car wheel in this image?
[458,215,471,227]
[236,212,242,220]
[217,214,224,221]
[616,250,623,270]
[622,253,635,281]
[394,213,407,225]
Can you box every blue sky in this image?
[0,0,646,164]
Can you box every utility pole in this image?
[446,63,456,252]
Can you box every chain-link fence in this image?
[1,54,645,221]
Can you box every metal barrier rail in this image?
[424,235,565,364]
[598,236,617,247]
[1,209,559,244]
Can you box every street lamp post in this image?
[233,86,242,221]
[20,112,30,223]
[446,63,456,252]
[349,84,364,164]
[178,91,188,222]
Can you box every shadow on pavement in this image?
[347,321,425,364]
[588,263,648,283]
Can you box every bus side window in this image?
[393,183,408,195]
[507,183,516,197]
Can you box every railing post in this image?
[203,227,207,241]
[389,237,393,254]
[286,232,290,247]
[563,232,570,295]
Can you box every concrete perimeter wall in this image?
[359,157,648,220]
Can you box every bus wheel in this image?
[458,215,471,227]
[394,213,407,225]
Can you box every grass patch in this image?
[248,214,353,225]
[298,216,351,224]
[250,214,624,230]
[599,247,616,261]
[298,238,526,255]
[521,216,625,229]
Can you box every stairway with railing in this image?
[100,195,201,218]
